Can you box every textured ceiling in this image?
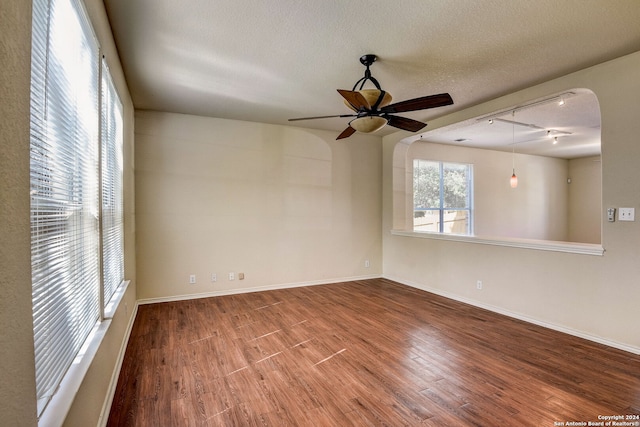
[104,0,640,153]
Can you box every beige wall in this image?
[135,111,382,300]
[568,156,602,243]
[407,141,570,241]
[383,51,640,353]
[0,0,137,425]
[0,1,38,424]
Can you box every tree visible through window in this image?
[413,160,473,234]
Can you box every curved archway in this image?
[393,89,601,244]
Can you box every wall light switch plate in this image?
[619,207,635,221]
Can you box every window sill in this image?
[390,230,604,256]
[38,280,131,427]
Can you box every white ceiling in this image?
[104,0,640,155]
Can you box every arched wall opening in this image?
[392,88,602,249]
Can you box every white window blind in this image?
[29,0,124,416]
[101,58,124,306]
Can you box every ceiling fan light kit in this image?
[350,116,388,133]
[289,54,453,140]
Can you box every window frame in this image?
[413,159,474,235]
[100,56,125,312]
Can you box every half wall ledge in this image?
[390,230,605,256]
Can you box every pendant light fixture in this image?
[510,110,518,188]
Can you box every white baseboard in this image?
[98,300,139,427]
[137,274,382,305]
[384,275,640,356]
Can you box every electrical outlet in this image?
[211,273,217,282]
[189,274,196,284]
[238,273,245,280]
[229,272,235,281]
[476,280,483,290]
[364,259,370,268]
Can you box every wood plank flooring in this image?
[107,279,640,426]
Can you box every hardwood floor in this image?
[107,279,640,426]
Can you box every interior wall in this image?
[407,141,569,241]
[135,111,382,301]
[382,51,640,354]
[0,0,137,425]
[568,156,602,244]
[0,1,38,424]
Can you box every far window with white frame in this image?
[413,160,473,235]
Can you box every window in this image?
[101,58,125,305]
[30,0,124,416]
[413,160,473,234]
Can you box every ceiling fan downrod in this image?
[352,54,382,91]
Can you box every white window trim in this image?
[413,159,474,235]
[391,229,605,256]
[38,280,130,427]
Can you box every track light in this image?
[553,137,558,144]
[488,119,493,124]
[476,92,575,123]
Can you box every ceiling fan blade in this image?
[387,115,428,132]
[336,126,356,140]
[381,93,453,114]
[289,114,357,122]
[337,89,371,110]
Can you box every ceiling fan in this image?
[289,54,454,140]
